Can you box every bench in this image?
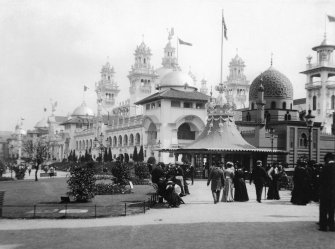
[40,172,57,177]
[151,183,164,204]
[60,196,70,203]
[0,191,5,217]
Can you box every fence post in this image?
[65,204,67,218]
[124,202,126,216]
[0,191,5,218]
[143,201,146,213]
[95,205,97,218]
[33,205,36,218]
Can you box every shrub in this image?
[0,176,14,181]
[13,165,27,180]
[67,162,96,202]
[94,183,128,195]
[111,161,130,186]
[147,157,156,165]
[134,163,150,180]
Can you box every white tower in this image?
[200,78,209,95]
[300,34,335,133]
[128,41,158,107]
[224,53,250,109]
[95,62,120,114]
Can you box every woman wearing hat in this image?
[221,161,235,202]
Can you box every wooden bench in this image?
[0,191,5,217]
[60,196,70,203]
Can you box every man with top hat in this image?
[250,160,267,203]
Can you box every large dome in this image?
[34,118,48,129]
[72,101,94,117]
[160,70,195,88]
[249,67,293,100]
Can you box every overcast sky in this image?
[0,0,334,131]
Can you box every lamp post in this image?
[305,109,315,162]
[269,128,275,165]
[94,132,105,163]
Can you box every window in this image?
[313,96,317,110]
[271,101,276,109]
[171,101,181,107]
[196,103,204,109]
[299,133,308,147]
[158,101,161,107]
[246,112,251,121]
[177,123,195,140]
[332,95,335,109]
[151,103,156,109]
[251,102,255,110]
[282,102,286,110]
[183,102,192,108]
[146,104,150,110]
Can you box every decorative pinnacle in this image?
[215,82,227,94]
[270,52,273,66]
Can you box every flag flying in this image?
[84,85,89,91]
[178,38,192,46]
[222,13,228,40]
[328,15,335,22]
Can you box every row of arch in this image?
[245,111,292,122]
[76,133,141,151]
[251,101,293,110]
[227,89,247,95]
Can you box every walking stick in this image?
[264,185,267,200]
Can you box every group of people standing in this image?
[207,161,249,204]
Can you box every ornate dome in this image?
[249,67,293,100]
[156,67,173,80]
[34,118,48,129]
[160,70,195,89]
[72,101,94,117]
[230,54,245,66]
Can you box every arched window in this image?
[288,114,291,120]
[76,141,78,150]
[118,135,122,147]
[135,133,140,145]
[282,102,286,110]
[332,95,335,109]
[79,141,82,150]
[290,103,293,110]
[113,136,117,147]
[124,134,128,146]
[108,137,112,147]
[90,139,92,149]
[177,123,195,140]
[300,133,308,147]
[251,102,255,110]
[271,101,276,109]
[313,96,317,110]
[266,112,271,123]
[129,134,134,146]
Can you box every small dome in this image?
[160,70,195,88]
[34,118,48,129]
[230,54,245,66]
[72,101,94,117]
[249,67,293,100]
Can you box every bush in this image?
[13,165,27,180]
[0,176,14,181]
[67,162,96,202]
[134,163,150,180]
[94,183,129,195]
[147,157,156,165]
[111,161,131,186]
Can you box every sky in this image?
[0,0,334,132]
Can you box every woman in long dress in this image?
[221,162,235,202]
[267,164,281,200]
[234,165,249,202]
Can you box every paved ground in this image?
[0,180,334,249]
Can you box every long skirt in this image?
[234,179,249,202]
[221,178,234,202]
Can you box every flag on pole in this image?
[84,85,89,91]
[178,38,192,46]
[328,15,335,22]
[222,13,228,40]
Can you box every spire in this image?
[270,52,273,67]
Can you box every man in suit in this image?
[319,153,335,231]
[250,160,267,203]
[207,163,224,204]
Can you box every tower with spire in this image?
[224,52,250,109]
[300,34,335,133]
[128,41,158,108]
[95,62,120,114]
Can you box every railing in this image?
[0,198,158,219]
[305,81,322,89]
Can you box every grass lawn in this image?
[0,177,155,218]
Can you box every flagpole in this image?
[220,9,224,84]
[177,37,179,66]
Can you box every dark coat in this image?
[207,167,224,192]
[320,161,335,204]
[251,165,267,186]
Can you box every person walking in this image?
[250,160,267,203]
[221,162,235,202]
[234,163,249,202]
[291,160,311,205]
[267,163,280,200]
[319,153,335,232]
[207,163,224,204]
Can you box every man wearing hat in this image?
[207,162,225,204]
[250,160,267,203]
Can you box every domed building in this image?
[159,69,197,91]
[72,101,95,117]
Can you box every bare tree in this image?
[22,138,49,181]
